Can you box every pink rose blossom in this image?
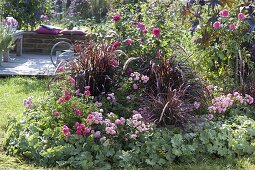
[115,119,121,125]
[125,38,132,45]
[229,23,236,30]
[86,112,103,125]
[152,27,160,37]
[94,131,101,138]
[59,97,65,103]
[105,127,116,135]
[213,21,221,30]
[64,90,71,96]
[245,94,254,104]
[69,77,75,84]
[141,75,149,83]
[133,83,138,90]
[113,15,120,22]
[62,125,71,138]
[219,9,229,17]
[238,13,246,20]
[233,92,240,97]
[115,117,125,125]
[135,75,140,80]
[74,108,82,116]
[75,122,90,136]
[120,117,126,125]
[137,22,145,30]
[142,28,148,34]
[85,90,91,96]
[53,111,59,117]
[64,95,71,101]
[207,114,214,121]
[62,125,69,133]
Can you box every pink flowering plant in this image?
[2,0,51,30]
[106,1,188,64]
[206,85,254,119]
[181,1,255,86]
[4,72,155,168]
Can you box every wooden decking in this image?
[0,53,55,76]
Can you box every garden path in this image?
[0,53,55,76]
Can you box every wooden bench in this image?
[22,32,88,54]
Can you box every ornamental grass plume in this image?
[140,55,204,127]
[69,40,122,96]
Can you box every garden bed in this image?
[1,0,255,169]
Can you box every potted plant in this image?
[0,17,18,65]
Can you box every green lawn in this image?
[0,77,49,170]
[0,77,255,170]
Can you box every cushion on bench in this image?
[35,25,62,35]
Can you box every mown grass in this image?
[0,77,255,170]
[0,77,49,170]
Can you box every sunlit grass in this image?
[0,77,49,169]
[0,77,49,129]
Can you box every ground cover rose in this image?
[113,15,120,22]
[219,9,229,17]
[238,13,246,20]
[125,38,132,45]
[152,27,160,37]
[229,24,236,30]
[213,21,221,29]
